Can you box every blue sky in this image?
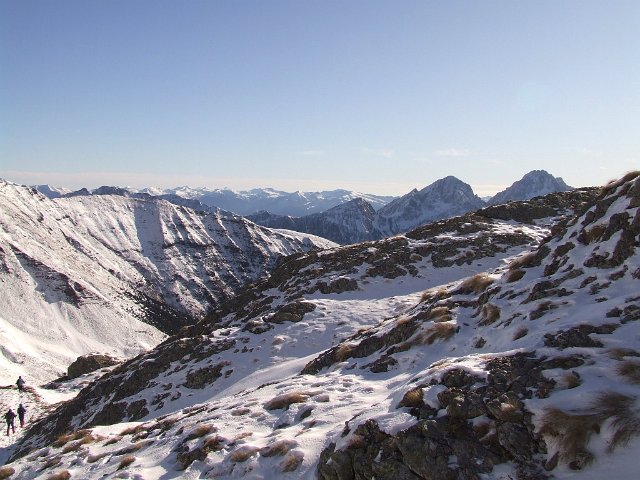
[1,0,638,195]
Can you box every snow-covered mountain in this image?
[373,176,486,237]
[5,177,621,478]
[488,169,572,206]
[0,180,335,385]
[248,197,378,244]
[106,187,394,217]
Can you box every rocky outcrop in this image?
[67,354,121,379]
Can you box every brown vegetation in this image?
[417,323,456,345]
[397,386,424,409]
[264,391,310,410]
[456,273,494,294]
[46,471,71,480]
[229,445,260,463]
[185,424,217,441]
[53,429,93,448]
[260,439,298,457]
[479,303,500,326]
[117,455,136,470]
[280,450,304,472]
[513,327,528,341]
[508,252,537,270]
[0,466,15,480]
[427,306,452,322]
[617,361,640,384]
[540,391,640,470]
[505,268,525,283]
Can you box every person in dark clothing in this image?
[17,404,26,428]
[16,376,25,393]
[5,408,16,436]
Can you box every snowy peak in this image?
[488,169,572,206]
[373,176,486,236]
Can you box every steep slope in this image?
[0,180,335,384]
[373,176,486,237]
[248,197,378,244]
[488,170,572,206]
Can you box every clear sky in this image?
[1,0,638,196]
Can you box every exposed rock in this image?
[67,354,121,379]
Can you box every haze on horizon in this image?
[1,1,638,197]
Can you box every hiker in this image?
[16,376,25,393]
[17,404,26,428]
[5,408,16,436]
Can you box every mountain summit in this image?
[373,176,486,237]
[488,169,572,206]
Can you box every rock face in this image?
[67,354,121,379]
[488,170,572,206]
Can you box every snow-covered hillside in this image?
[0,180,335,385]
[488,170,572,206]
[2,176,608,478]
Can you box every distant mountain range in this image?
[34,170,573,245]
[143,187,394,217]
[250,171,574,243]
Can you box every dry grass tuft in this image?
[39,457,62,472]
[334,343,355,362]
[512,327,528,341]
[509,252,537,270]
[114,440,153,456]
[540,391,640,469]
[559,372,582,390]
[260,439,298,457]
[427,306,452,322]
[117,455,136,470]
[593,392,640,451]
[46,471,71,480]
[53,429,93,448]
[607,348,640,361]
[87,452,109,464]
[416,323,456,345]
[185,424,217,441]
[455,273,494,295]
[0,466,15,480]
[479,303,500,326]
[617,361,640,384]
[420,288,448,304]
[280,450,304,472]
[229,445,260,463]
[505,269,525,283]
[203,434,227,451]
[103,436,122,446]
[539,409,599,470]
[397,387,423,409]
[265,391,310,411]
[119,424,146,436]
